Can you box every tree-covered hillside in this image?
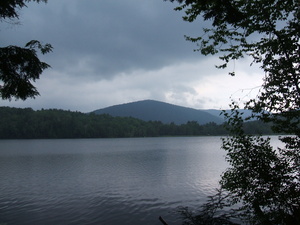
[92,100,223,125]
[0,107,275,139]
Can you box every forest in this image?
[0,107,276,139]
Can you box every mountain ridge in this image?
[92,99,224,125]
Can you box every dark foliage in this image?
[0,0,47,20]
[0,41,52,100]
[0,107,274,139]
[167,0,300,224]
[178,189,240,225]
[0,0,52,100]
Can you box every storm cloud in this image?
[0,0,263,112]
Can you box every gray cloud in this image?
[0,0,263,111]
[4,0,201,80]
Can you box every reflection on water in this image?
[0,137,232,225]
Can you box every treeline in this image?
[0,107,275,139]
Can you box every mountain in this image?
[92,100,224,125]
[203,109,255,120]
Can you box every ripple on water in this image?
[0,137,229,225]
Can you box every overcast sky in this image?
[0,0,263,112]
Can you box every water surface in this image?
[0,137,232,225]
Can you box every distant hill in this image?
[92,100,224,125]
[203,109,255,120]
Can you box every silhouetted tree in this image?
[0,0,52,100]
[167,0,300,224]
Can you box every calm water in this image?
[0,136,280,225]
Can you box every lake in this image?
[0,136,282,225]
